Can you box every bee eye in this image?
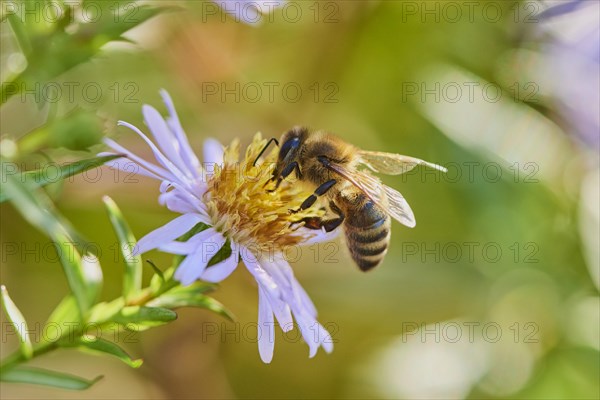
[279,137,300,159]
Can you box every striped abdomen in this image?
[341,194,391,271]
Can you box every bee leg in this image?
[291,217,322,230]
[291,216,344,232]
[289,179,337,214]
[267,161,299,193]
[294,163,303,179]
[291,201,344,232]
[322,200,345,232]
[253,137,279,166]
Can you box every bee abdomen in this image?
[344,200,391,272]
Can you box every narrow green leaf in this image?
[102,196,142,302]
[0,286,33,359]
[44,295,80,336]
[65,337,142,368]
[0,366,102,390]
[80,254,103,304]
[86,3,173,41]
[47,109,103,150]
[87,299,125,325]
[1,164,75,240]
[53,234,91,316]
[166,282,216,297]
[171,222,211,268]
[6,12,31,56]
[150,294,233,321]
[150,266,176,293]
[207,240,232,268]
[146,260,164,281]
[147,284,233,321]
[1,164,94,316]
[113,306,177,328]
[0,155,122,203]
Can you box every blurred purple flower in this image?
[537,0,599,147]
[537,0,585,20]
[100,90,335,363]
[213,0,285,25]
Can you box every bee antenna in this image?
[253,137,279,167]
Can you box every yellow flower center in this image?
[205,133,325,250]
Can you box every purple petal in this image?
[295,312,320,358]
[241,251,293,330]
[260,255,291,291]
[272,257,318,318]
[159,189,207,214]
[117,121,190,187]
[143,105,193,178]
[160,89,202,178]
[241,251,292,327]
[240,247,332,360]
[258,286,275,363]
[538,0,584,20]
[262,289,293,332]
[201,247,240,282]
[159,228,220,255]
[240,248,277,291]
[99,153,164,180]
[296,311,334,357]
[291,279,318,318]
[320,325,334,354]
[134,214,206,255]
[103,138,175,181]
[268,256,330,352]
[174,231,226,286]
[171,180,207,203]
[203,138,224,171]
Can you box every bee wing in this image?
[325,162,416,228]
[358,150,447,175]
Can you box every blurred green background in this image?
[1,1,598,399]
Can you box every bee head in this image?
[279,126,308,160]
[266,126,309,190]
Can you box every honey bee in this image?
[258,127,446,271]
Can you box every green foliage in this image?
[1,1,168,105]
[46,110,104,150]
[0,164,79,241]
[148,282,234,321]
[1,185,232,390]
[0,4,212,388]
[52,236,97,316]
[0,196,231,389]
[44,295,80,331]
[65,337,142,368]
[0,181,230,390]
[113,306,178,327]
[0,367,102,391]
[0,155,122,202]
[0,286,33,359]
[207,239,233,268]
[102,195,142,303]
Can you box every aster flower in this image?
[534,0,599,148]
[100,90,335,363]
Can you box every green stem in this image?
[17,127,50,156]
[6,12,32,55]
[0,342,57,372]
[127,279,178,306]
[1,74,27,106]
